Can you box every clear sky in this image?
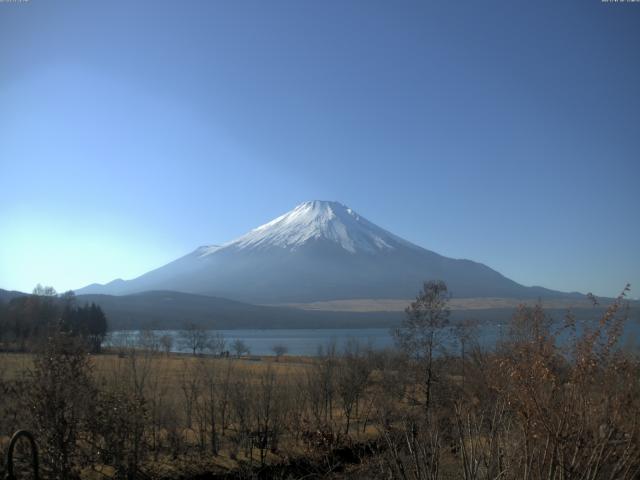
[0,0,638,298]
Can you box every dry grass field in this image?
[0,349,381,478]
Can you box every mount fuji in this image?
[76,201,574,303]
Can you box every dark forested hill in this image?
[0,289,28,303]
[75,290,403,330]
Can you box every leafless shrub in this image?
[27,333,95,479]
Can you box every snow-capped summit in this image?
[77,201,571,303]
[203,200,411,255]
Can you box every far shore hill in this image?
[3,288,637,331]
[271,296,627,313]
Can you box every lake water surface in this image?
[109,328,397,356]
[107,321,640,356]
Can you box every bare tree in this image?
[196,358,220,455]
[229,370,252,458]
[394,280,450,414]
[231,338,250,358]
[32,284,57,297]
[336,339,372,435]
[159,334,173,355]
[271,343,288,361]
[453,318,478,392]
[252,366,287,465]
[207,332,226,356]
[304,340,338,437]
[179,360,201,434]
[137,329,159,353]
[179,321,210,356]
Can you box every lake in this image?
[108,328,399,356]
[106,319,640,356]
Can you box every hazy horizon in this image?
[1,1,639,298]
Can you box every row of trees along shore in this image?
[112,323,256,358]
[0,281,638,479]
[0,285,107,353]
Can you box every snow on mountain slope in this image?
[205,200,416,255]
[195,245,223,257]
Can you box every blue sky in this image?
[0,0,638,298]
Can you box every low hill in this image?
[0,289,28,303]
[3,288,636,331]
[75,290,403,330]
[74,290,640,331]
